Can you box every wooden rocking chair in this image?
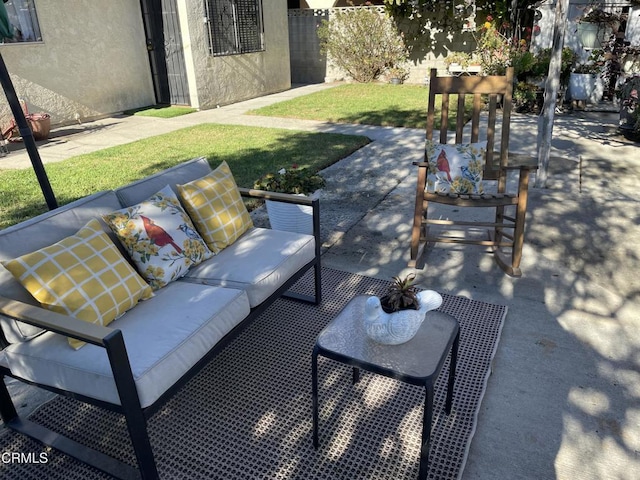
[409,67,534,277]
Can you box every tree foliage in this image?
[383,0,539,45]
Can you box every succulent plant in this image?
[380,273,420,313]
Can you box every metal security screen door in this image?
[205,0,264,56]
[140,0,190,105]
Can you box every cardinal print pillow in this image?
[103,185,213,290]
[425,140,487,194]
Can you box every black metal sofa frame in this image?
[0,188,321,480]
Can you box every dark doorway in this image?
[140,0,190,105]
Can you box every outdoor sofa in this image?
[0,157,322,479]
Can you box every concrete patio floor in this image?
[1,84,639,479]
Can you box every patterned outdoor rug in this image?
[0,267,507,480]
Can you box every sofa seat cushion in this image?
[181,227,315,307]
[0,282,250,408]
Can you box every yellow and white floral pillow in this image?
[177,161,253,254]
[426,140,487,194]
[103,185,213,290]
[1,219,154,349]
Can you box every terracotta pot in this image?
[27,113,51,141]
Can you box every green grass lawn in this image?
[124,105,198,118]
[0,124,370,229]
[248,83,466,130]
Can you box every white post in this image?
[536,0,570,188]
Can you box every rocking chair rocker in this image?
[409,67,534,277]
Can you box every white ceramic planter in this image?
[568,73,604,103]
[362,291,443,345]
[265,196,314,234]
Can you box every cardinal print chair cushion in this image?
[103,185,213,290]
[425,140,487,194]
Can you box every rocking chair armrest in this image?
[503,164,534,171]
[412,161,430,168]
[0,295,116,347]
[507,152,539,169]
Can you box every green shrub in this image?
[511,50,537,80]
[514,82,540,113]
[531,48,576,87]
[253,165,325,195]
[317,8,408,83]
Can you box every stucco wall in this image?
[182,0,291,109]
[0,0,155,126]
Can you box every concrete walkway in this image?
[2,84,639,480]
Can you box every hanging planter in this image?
[577,22,605,49]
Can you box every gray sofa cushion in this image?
[182,227,316,307]
[0,282,250,408]
[0,191,124,343]
[115,157,212,207]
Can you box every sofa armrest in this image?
[238,188,315,206]
[0,294,142,411]
[238,188,321,239]
[0,295,116,348]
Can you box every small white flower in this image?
[278,168,286,175]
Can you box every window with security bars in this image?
[1,0,42,43]
[204,0,265,56]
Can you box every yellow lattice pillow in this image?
[177,161,253,253]
[1,219,153,349]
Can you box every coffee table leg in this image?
[312,346,319,448]
[446,330,460,415]
[418,385,434,480]
[352,367,360,385]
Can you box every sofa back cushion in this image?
[115,157,213,207]
[103,185,213,290]
[0,191,123,343]
[2,219,154,350]
[177,161,253,254]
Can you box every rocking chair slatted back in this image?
[410,67,533,277]
[426,69,514,180]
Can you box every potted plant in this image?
[617,75,640,139]
[362,273,443,345]
[387,65,408,85]
[444,51,476,74]
[568,49,605,104]
[253,164,325,234]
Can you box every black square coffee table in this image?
[312,294,460,480]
